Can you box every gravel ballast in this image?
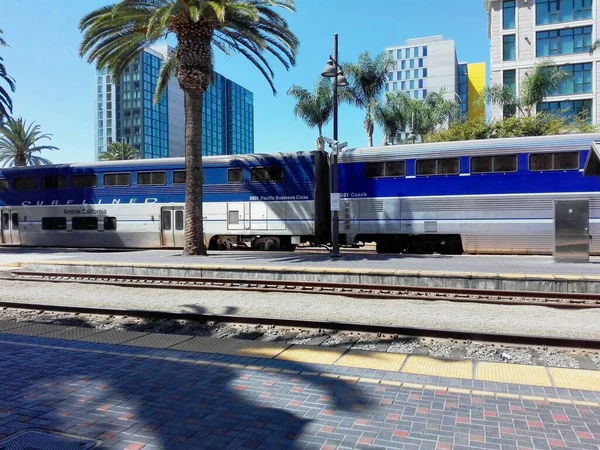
[1,279,599,340]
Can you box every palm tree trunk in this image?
[365,117,374,147]
[14,154,26,167]
[316,124,324,151]
[182,89,207,256]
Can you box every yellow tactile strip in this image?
[18,260,600,282]
[477,362,553,387]
[334,350,407,371]
[402,355,473,379]
[2,335,600,410]
[1,320,600,395]
[276,346,346,365]
[550,368,600,391]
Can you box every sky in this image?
[1,0,490,164]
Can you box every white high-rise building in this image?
[485,0,600,123]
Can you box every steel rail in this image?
[6,270,600,308]
[0,300,598,351]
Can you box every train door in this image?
[227,202,249,230]
[1,209,20,245]
[160,206,185,247]
[250,203,268,229]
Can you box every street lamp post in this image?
[321,33,348,258]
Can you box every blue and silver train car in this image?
[338,134,600,255]
[0,151,331,249]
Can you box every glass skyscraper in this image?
[95,45,254,160]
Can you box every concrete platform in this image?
[0,322,599,449]
[3,247,600,293]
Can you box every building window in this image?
[423,68,427,77]
[422,46,428,57]
[42,176,66,190]
[538,99,593,122]
[529,152,579,170]
[103,173,131,186]
[14,177,36,191]
[471,155,518,173]
[418,58,423,68]
[405,48,410,58]
[553,63,592,95]
[503,34,516,60]
[42,217,67,230]
[423,89,428,98]
[72,217,98,230]
[409,80,415,89]
[536,26,592,56]
[503,70,517,118]
[401,60,406,70]
[503,0,516,29]
[409,59,415,69]
[365,161,406,178]
[416,158,460,176]
[388,72,394,81]
[137,171,166,185]
[536,0,592,25]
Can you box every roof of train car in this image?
[0,151,318,173]
[341,133,600,163]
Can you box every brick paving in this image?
[0,333,599,449]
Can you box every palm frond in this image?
[0,117,57,166]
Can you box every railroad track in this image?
[0,301,599,352]
[6,270,600,309]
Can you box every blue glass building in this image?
[95,46,254,160]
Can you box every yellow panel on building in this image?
[467,62,486,120]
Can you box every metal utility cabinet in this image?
[553,200,590,263]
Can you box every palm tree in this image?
[287,78,334,151]
[374,92,408,146]
[0,29,16,123]
[343,51,396,147]
[392,89,460,142]
[0,117,57,167]
[79,0,298,256]
[480,59,570,118]
[98,141,139,161]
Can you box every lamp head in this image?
[321,57,337,78]
[336,73,349,87]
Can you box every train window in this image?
[162,210,171,230]
[173,171,186,184]
[417,158,459,176]
[104,217,117,231]
[43,176,66,190]
[438,158,459,174]
[72,174,97,188]
[530,152,578,171]
[366,162,385,178]
[366,161,405,178]
[555,152,579,170]
[11,213,18,228]
[416,159,437,176]
[471,156,493,173]
[228,168,243,183]
[494,155,517,172]
[42,217,67,230]
[72,216,98,230]
[269,167,284,181]
[104,173,131,186]
[387,161,406,177]
[251,168,269,182]
[14,177,37,191]
[138,171,166,185]
[0,179,8,191]
[175,210,184,230]
[471,155,517,173]
[2,213,8,229]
